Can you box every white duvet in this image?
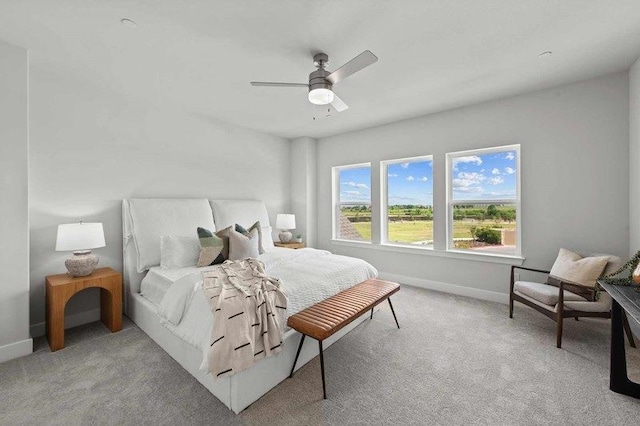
[155,248,377,373]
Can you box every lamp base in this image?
[65,250,99,277]
[279,231,293,243]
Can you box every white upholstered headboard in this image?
[122,198,272,314]
[209,200,270,231]
[122,200,145,313]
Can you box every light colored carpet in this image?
[1,285,639,425]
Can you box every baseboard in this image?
[30,308,102,338]
[0,338,33,363]
[378,271,509,305]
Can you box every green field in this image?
[341,204,515,223]
[352,220,515,243]
[341,204,516,244]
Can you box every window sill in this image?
[331,239,372,246]
[330,239,524,265]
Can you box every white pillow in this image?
[160,236,200,269]
[262,226,275,250]
[229,228,260,260]
[128,199,215,272]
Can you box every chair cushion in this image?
[549,248,609,288]
[514,281,587,306]
[563,292,612,313]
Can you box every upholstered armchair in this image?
[509,251,636,348]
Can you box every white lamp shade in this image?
[276,214,296,230]
[55,222,106,252]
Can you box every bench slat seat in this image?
[288,279,400,340]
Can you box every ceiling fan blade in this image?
[250,82,308,88]
[326,50,378,85]
[331,92,349,112]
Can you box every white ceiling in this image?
[1,1,640,139]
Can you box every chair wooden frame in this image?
[509,265,636,348]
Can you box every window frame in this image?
[380,155,434,248]
[445,144,521,257]
[332,162,372,243]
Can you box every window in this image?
[447,145,520,256]
[333,163,371,242]
[381,156,434,247]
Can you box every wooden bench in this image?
[287,278,400,398]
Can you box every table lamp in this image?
[276,214,296,243]
[55,222,106,277]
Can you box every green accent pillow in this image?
[235,221,264,254]
[214,226,232,260]
[196,227,225,267]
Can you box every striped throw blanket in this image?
[202,258,287,380]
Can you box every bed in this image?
[122,199,378,413]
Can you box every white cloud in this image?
[488,176,504,185]
[453,172,486,191]
[504,167,515,174]
[390,195,421,203]
[482,190,516,199]
[400,163,410,169]
[452,156,482,166]
[388,173,398,178]
[505,152,515,161]
[419,176,428,181]
[491,168,500,175]
[342,181,368,189]
[406,176,415,181]
[458,172,486,182]
[454,186,484,193]
[340,190,370,202]
[480,169,486,172]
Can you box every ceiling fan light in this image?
[308,88,334,105]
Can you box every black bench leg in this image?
[370,308,373,319]
[319,340,327,399]
[289,334,305,378]
[388,298,400,329]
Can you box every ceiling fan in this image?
[250,50,378,112]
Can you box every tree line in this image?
[341,204,515,223]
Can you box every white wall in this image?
[290,137,317,247]
[0,39,31,361]
[628,58,640,337]
[317,72,630,300]
[630,58,640,257]
[28,67,291,336]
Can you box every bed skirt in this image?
[128,292,373,413]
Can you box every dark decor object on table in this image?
[633,263,640,285]
[601,250,640,288]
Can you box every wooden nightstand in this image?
[46,267,122,351]
[274,241,306,249]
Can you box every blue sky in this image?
[339,160,434,206]
[339,167,371,203]
[387,160,433,205]
[338,149,517,205]
[451,150,517,201]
